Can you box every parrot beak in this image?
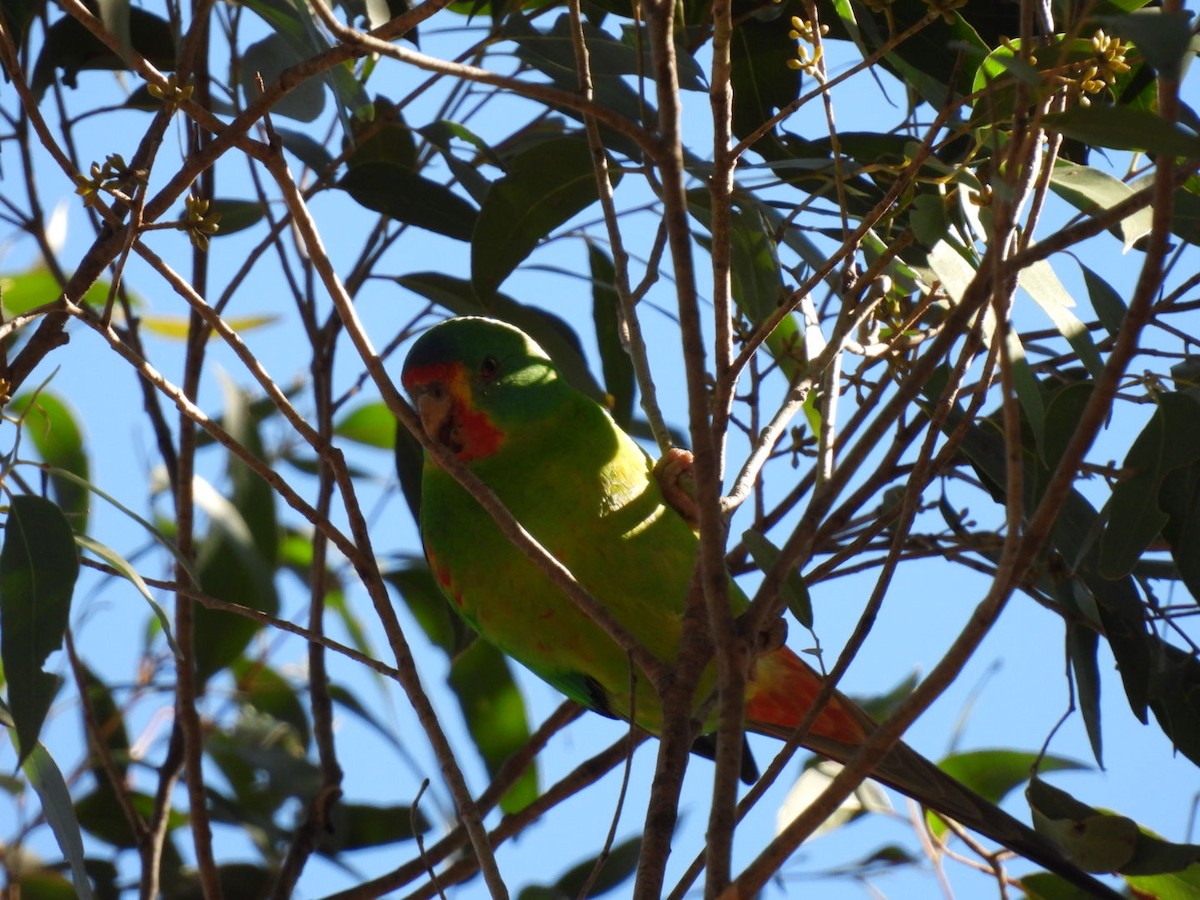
[412,381,460,453]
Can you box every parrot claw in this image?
[654,447,699,529]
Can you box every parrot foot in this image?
[654,447,698,529]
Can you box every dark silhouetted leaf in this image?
[192,383,280,685]
[0,495,78,762]
[742,528,812,629]
[1044,106,1200,159]
[1148,643,1200,768]
[31,7,176,100]
[730,12,800,145]
[339,163,478,240]
[588,244,635,429]
[319,802,431,854]
[472,136,619,298]
[208,199,265,238]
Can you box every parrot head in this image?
[401,317,569,463]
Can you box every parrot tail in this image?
[745,647,1124,899]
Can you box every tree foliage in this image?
[0,0,1198,896]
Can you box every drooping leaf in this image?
[1148,643,1200,768]
[1043,106,1200,159]
[0,495,79,763]
[448,639,537,814]
[472,135,619,298]
[338,163,478,240]
[1096,10,1196,81]
[730,11,800,146]
[239,33,326,122]
[23,743,94,900]
[1101,392,1200,579]
[1048,160,1153,251]
[346,97,418,171]
[191,382,280,684]
[207,199,265,238]
[1017,259,1105,379]
[1078,262,1128,336]
[318,802,431,854]
[11,391,90,532]
[76,534,180,660]
[30,7,176,100]
[532,834,643,898]
[588,244,635,429]
[742,528,812,629]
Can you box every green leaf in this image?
[0,495,78,763]
[1066,609,1105,766]
[77,534,180,658]
[30,7,176,100]
[588,244,635,429]
[1043,106,1200,159]
[1148,643,1200,768]
[318,802,431,854]
[0,267,121,318]
[77,665,131,781]
[730,13,801,145]
[1078,262,1128,336]
[472,136,619,298]
[937,750,1085,807]
[239,33,326,122]
[335,402,397,449]
[550,835,642,897]
[742,529,812,629]
[1158,458,1200,601]
[1048,160,1152,252]
[1018,259,1105,379]
[346,97,418,170]
[275,127,335,174]
[338,163,478,240]
[23,743,94,900]
[208,199,265,238]
[232,659,311,750]
[448,640,537,814]
[1028,777,1138,872]
[1101,392,1200,578]
[1096,10,1196,81]
[11,392,90,532]
[190,382,280,684]
[74,786,184,849]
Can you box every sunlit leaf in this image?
[472,135,619,298]
[448,640,537,814]
[11,391,90,532]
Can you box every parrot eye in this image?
[479,356,501,381]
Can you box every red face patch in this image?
[404,362,505,462]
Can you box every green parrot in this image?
[401,315,1120,897]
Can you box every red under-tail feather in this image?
[745,647,1123,899]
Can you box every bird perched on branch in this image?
[401,315,1121,898]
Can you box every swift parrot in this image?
[401,315,1120,897]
